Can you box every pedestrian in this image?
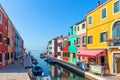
[19,55,24,67]
[21,57,24,67]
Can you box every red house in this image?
[0,5,9,68]
[62,36,69,62]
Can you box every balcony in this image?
[108,38,120,48]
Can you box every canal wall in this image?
[54,58,105,80]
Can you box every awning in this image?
[77,50,105,58]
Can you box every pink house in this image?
[76,20,87,62]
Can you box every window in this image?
[11,53,13,58]
[5,23,8,30]
[76,37,80,45]
[102,8,106,19]
[0,53,2,62]
[0,34,2,43]
[5,53,9,60]
[100,32,107,42]
[64,40,67,46]
[88,36,92,44]
[74,27,76,31]
[5,37,10,45]
[88,16,92,24]
[114,1,120,13]
[74,40,76,45]
[68,53,70,57]
[82,23,85,29]
[68,41,71,46]
[0,14,2,24]
[82,36,86,45]
[78,26,79,31]
[113,21,120,38]
[73,53,76,58]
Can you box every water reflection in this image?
[31,52,90,80]
[47,63,90,80]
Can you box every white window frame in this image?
[0,13,2,24]
[88,16,92,25]
[82,36,86,45]
[101,7,107,19]
[113,0,120,15]
[100,31,107,43]
[88,35,92,44]
[0,32,2,44]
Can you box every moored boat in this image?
[28,66,51,80]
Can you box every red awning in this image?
[77,50,105,58]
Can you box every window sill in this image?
[100,42,107,44]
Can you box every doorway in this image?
[98,55,105,66]
[2,53,5,66]
[113,53,120,73]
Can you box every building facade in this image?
[68,25,77,64]
[86,0,120,74]
[76,20,87,63]
[62,36,69,62]
[0,4,24,69]
[56,36,64,59]
[46,0,120,75]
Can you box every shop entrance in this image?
[98,55,105,66]
[113,53,120,73]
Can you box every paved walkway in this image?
[0,55,30,80]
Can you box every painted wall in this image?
[68,36,77,53]
[76,21,86,35]
[68,25,77,64]
[86,0,120,49]
[86,0,120,73]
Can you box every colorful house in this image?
[0,4,24,69]
[7,20,13,64]
[0,5,9,67]
[47,40,52,57]
[15,32,20,59]
[86,0,120,74]
[51,38,57,58]
[68,25,77,64]
[56,36,64,59]
[76,20,87,63]
[62,36,69,62]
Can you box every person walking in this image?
[19,55,24,67]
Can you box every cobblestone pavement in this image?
[0,55,30,80]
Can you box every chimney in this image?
[97,1,100,7]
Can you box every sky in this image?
[0,0,105,52]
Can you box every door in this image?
[116,58,120,73]
[113,53,120,73]
[2,53,5,66]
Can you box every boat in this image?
[28,66,51,80]
[45,58,56,63]
[40,54,45,58]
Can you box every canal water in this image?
[31,51,90,80]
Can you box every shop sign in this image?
[89,65,104,74]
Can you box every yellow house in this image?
[86,0,120,74]
[8,20,13,64]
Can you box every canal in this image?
[31,51,90,80]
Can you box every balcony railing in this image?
[108,38,120,47]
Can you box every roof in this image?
[70,19,86,28]
[86,0,110,15]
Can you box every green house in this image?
[68,25,77,64]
